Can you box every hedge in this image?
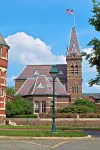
[57,105,96,113]
[10,114,37,118]
[39,113,100,118]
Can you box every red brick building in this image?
[15,27,82,113]
[0,34,10,117]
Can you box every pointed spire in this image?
[0,34,10,49]
[67,27,81,56]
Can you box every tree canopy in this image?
[6,95,33,117]
[6,86,15,96]
[82,0,100,86]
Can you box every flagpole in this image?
[74,10,75,27]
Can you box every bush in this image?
[58,105,95,113]
[73,98,97,110]
[79,113,100,118]
[57,98,97,114]
[39,113,77,118]
[11,114,37,118]
[39,113,100,118]
[6,95,33,117]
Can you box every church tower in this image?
[0,34,10,117]
[66,27,82,102]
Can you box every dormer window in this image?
[0,47,2,58]
[34,70,39,75]
[37,83,45,88]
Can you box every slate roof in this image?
[67,27,81,55]
[82,93,100,99]
[0,34,10,49]
[16,75,69,96]
[15,64,67,80]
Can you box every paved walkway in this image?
[0,138,100,150]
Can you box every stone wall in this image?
[8,118,100,127]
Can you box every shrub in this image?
[39,113,100,118]
[11,114,37,118]
[39,113,77,118]
[57,98,97,114]
[6,95,33,117]
[79,113,100,118]
[74,98,97,110]
[58,105,95,113]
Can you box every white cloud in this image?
[82,48,96,72]
[7,76,17,86]
[5,32,96,73]
[85,82,100,91]
[5,32,66,65]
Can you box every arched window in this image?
[71,64,74,75]
[75,65,78,75]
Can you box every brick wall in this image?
[66,55,82,102]
[15,79,26,92]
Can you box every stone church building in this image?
[15,26,82,114]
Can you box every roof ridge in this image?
[27,64,66,66]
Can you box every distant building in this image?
[0,34,10,117]
[82,93,100,105]
[15,26,82,113]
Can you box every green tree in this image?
[58,98,97,113]
[6,86,15,96]
[73,98,96,110]
[6,95,33,117]
[82,0,100,86]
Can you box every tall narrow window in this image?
[42,101,46,113]
[71,64,74,75]
[34,101,40,113]
[75,65,78,75]
[0,48,2,58]
[74,86,76,93]
[72,86,74,93]
[0,89,3,96]
[0,70,1,78]
[77,86,78,93]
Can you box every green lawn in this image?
[0,125,100,131]
[0,130,87,137]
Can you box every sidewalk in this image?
[0,135,91,140]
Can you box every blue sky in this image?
[1,0,100,93]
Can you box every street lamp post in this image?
[26,99,28,126]
[49,65,59,132]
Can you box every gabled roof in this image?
[15,78,36,95]
[16,75,69,96]
[67,27,81,56]
[0,34,10,49]
[15,64,67,80]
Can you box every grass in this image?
[0,125,49,129]
[0,130,87,137]
[0,125,100,131]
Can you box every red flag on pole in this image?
[66,9,74,15]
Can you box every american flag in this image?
[66,9,74,15]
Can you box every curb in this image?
[0,135,91,140]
